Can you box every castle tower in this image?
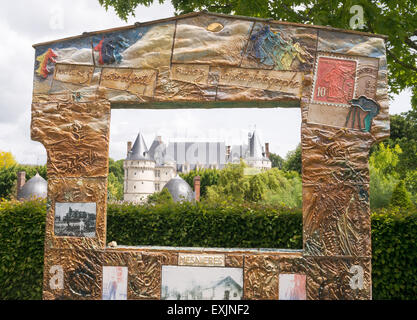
[123,132,156,203]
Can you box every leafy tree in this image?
[369,143,402,209]
[0,166,17,199]
[98,0,417,101]
[204,161,302,207]
[283,144,302,174]
[0,151,17,168]
[109,158,124,185]
[108,172,124,201]
[384,111,417,178]
[180,168,220,197]
[107,158,124,201]
[269,152,284,169]
[147,188,174,205]
[245,174,266,202]
[390,180,414,209]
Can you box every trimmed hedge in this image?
[371,207,417,300]
[106,202,303,248]
[0,200,416,299]
[0,199,46,300]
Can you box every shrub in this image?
[0,199,46,300]
[371,207,417,299]
[390,180,414,209]
[106,201,302,249]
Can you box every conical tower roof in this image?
[148,136,165,164]
[248,130,264,159]
[127,132,149,160]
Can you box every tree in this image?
[269,152,284,169]
[108,158,124,201]
[384,111,417,178]
[369,143,403,209]
[147,188,174,205]
[98,0,417,101]
[0,166,17,199]
[180,168,220,197]
[283,144,302,174]
[0,151,17,168]
[390,180,414,209]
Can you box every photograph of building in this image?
[161,266,243,300]
[54,202,96,237]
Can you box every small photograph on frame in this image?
[161,266,243,300]
[102,266,128,300]
[279,274,306,300]
[54,202,96,237]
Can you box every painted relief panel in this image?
[172,15,253,66]
[54,202,96,237]
[241,23,316,72]
[161,266,243,300]
[279,274,306,300]
[102,266,128,300]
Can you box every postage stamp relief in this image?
[312,55,358,106]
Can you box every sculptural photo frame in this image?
[31,11,389,300]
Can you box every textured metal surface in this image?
[31,100,111,178]
[244,255,280,300]
[305,257,371,300]
[30,12,390,300]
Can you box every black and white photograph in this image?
[54,202,96,237]
[161,266,243,300]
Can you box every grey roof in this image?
[18,173,47,200]
[163,175,194,202]
[148,136,165,165]
[248,130,266,159]
[127,132,149,160]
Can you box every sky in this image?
[0,0,413,165]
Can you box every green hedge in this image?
[106,202,302,248]
[0,199,46,300]
[371,207,417,300]
[0,200,416,299]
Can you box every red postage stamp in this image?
[312,56,357,105]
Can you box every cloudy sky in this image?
[0,1,412,165]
